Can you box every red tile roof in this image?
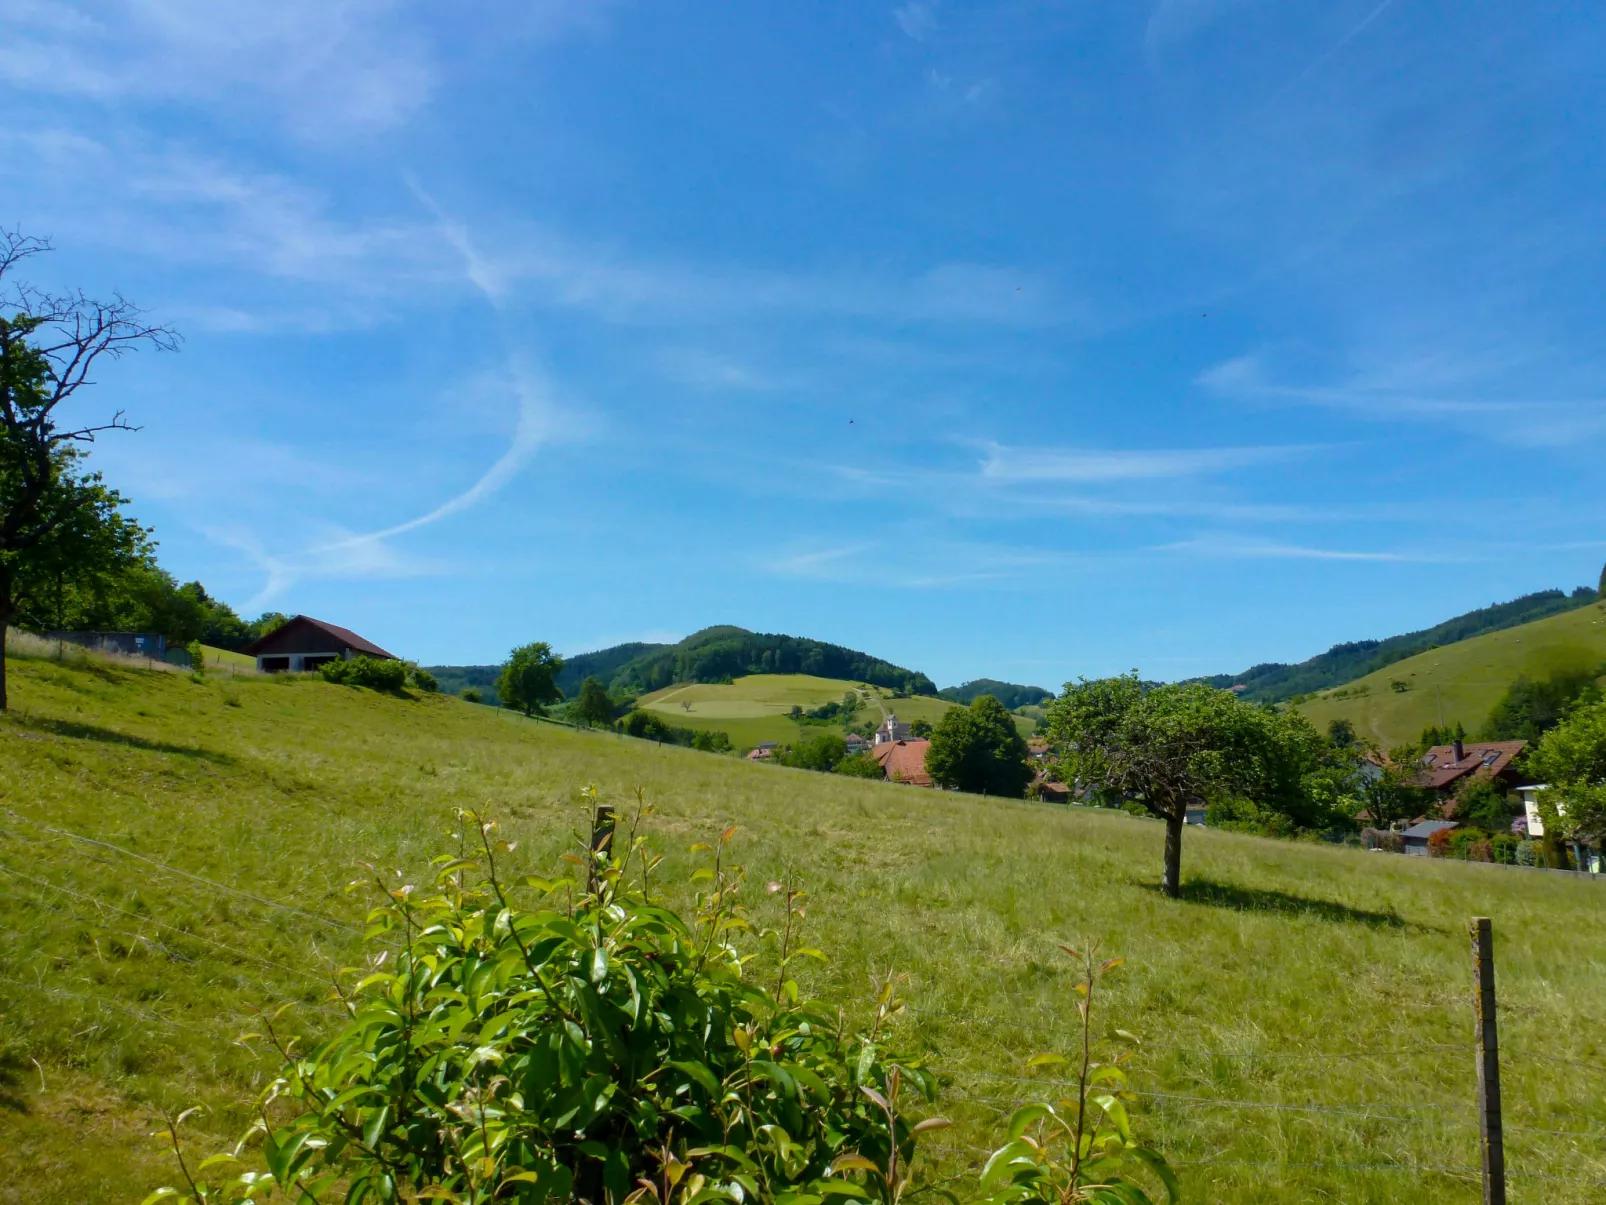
[1413,741,1526,791]
[871,739,933,787]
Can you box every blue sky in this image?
[4,1,1604,687]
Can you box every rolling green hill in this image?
[1297,600,1606,747]
[429,627,935,707]
[1200,585,1598,702]
[3,646,1604,1203]
[937,678,1053,709]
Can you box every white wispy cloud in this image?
[1159,533,1442,562]
[893,3,938,41]
[978,440,1311,483]
[0,0,435,139]
[1201,352,1606,447]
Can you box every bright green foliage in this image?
[407,664,439,693]
[460,686,484,704]
[496,642,565,717]
[1453,778,1518,832]
[1046,676,1338,896]
[779,732,848,773]
[575,675,616,727]
[1481,668,1603,741]
[909,719,933,740]
[1326,719,1355,748]
[978,946,1177,1205]
[1528,698,1606,841]
[186,640,205,679]
[835,753,884,779]
[925,695,1032,798]
[151,814,947,1205]
[320,656,408,692]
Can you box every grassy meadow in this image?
[638,674,1031,747]
[1297,601,1606,746]
[1,649,1604,1203]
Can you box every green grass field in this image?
[1296,602,1606,746]
[638,675,1030,747]
[638,674,871,746]
[2,650,1604,1203]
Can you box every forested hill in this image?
[939,679,1053,709]
[428,627,935,701]
[608,627,935,695]
[1199,586,1598,702]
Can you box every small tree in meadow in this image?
[574,674,615,727]
[495,641,564,716]
[1046,674,1319,898]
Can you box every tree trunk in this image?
[0,601,10,713]
[1162,808,1185,898]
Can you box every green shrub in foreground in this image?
[149,803,1177,1205]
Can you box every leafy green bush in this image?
[836,753,885,779]
[186,639,205,679]
[150,812,950,1204]
[407,664,439,693]
[779,732,848,773]
[319,655,407,692]
[460,686,484,704]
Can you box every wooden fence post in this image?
[1470,916,1506,1205]
[588,803,615,894]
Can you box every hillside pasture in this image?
[1297,602,1606,747]
[1,652,1604,1203]
[638,673,875,746]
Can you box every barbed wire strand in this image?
[0,809,361,932]
[0,862,338,988]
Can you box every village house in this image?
[240,615,398,674]
[871,738,933,786]
[844,732,870,754]
[745,741,780,762]
[1517,784,1604,874]
[1414,738,1527,803]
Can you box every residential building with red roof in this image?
[871,738,933,787]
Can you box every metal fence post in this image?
[588,803,615,894]
[1470,917,1505,1205]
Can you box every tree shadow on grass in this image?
[0,1051,30,1113]
[1143,877,1430,931]
[12,716,234,765]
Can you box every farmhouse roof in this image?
[1401,819,1458,841]
[240,615,398,660]
[871,738,933,787]
[1414,741,1526,791]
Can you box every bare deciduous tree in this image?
[0,231,178,709]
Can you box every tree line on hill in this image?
[606,626,937,695]
[937,678,1052,710]
[429,629,939,707]
[1198,585,1600,703]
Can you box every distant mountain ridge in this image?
[1198,586,1598,703]
[938,679,1053,710]
[428,626,934,704]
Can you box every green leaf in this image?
[140,1191,182,1205]
[1129,1147,1182,1204]
[978,1140,1039,1191]
[1025,1052,1069,1068]
[669,1059,722,1098]
[1007,1103,1053,1140]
